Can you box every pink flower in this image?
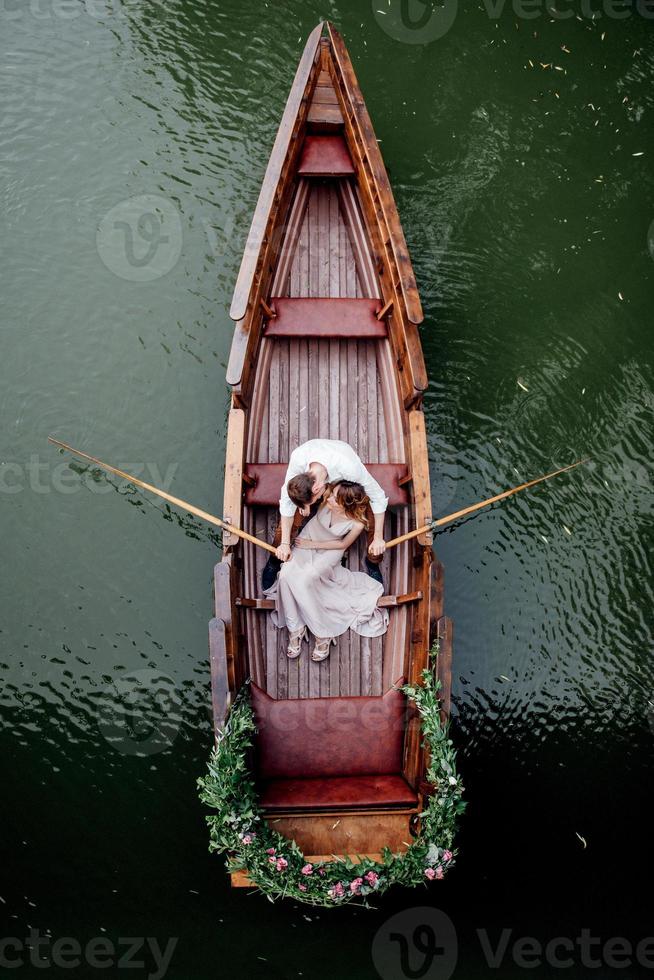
[268,856,276,864]
[241,834,253,845]
[276,858,288,871]
[443,850,453,863]
[328,882,345,899]
[424,868,436,880]
[318,868,326,876]
[265,848,276,855]
[349,877,364,894]
[298,884,307,892]
[301,864,313,876]
[364,871,379,886]
[435,866,444,880]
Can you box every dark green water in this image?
[2,1,653,977]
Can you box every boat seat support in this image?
[242,462,410,507]
[263,297,387,339]
[297,135,355,176]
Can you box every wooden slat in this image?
[337,181,380,299]
[271,179,310,296]
[209,618,230,733]
[408,409,432,547]
[230,24,323,323]
[326,23,423,325]
[222,408,245,547]
[437,616,453,722]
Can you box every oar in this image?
[47,437,277,555]
[385,457,591,549]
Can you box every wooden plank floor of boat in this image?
[241,178,411,700]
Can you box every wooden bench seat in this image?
[297,135,355,176]
[263,297,387,339]
[243,462,410,507]
[260,774,417,812]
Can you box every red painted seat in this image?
[251,682,406,779]
[250,684,416,813]
[264,297,387,339]
[259,774,417,812]
[297,135,355,176]
[244,463,410,508]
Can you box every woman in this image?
[264,481,389,662]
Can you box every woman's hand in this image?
[294,538,311,549]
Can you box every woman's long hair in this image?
[324,480,369,528]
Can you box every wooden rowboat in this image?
[210,21,453,885]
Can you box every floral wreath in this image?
[197,644,465,906]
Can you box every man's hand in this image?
[298,504,311,517]
[368,536,386,557]
[276,543,291,562]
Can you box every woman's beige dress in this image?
[264,505,389,639]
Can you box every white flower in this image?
[448,776,457,786]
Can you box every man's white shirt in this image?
[279,439,389,518]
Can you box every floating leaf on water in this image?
[576,832,587,848]
[563,525,572,535]
[561,45,571,53]
[581,387,586,395]
[618,292,624,301]
[633,151,644,157]
[517,378,529,392]
[540,534,549,544]
[499,675,512,683]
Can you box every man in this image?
[261,438,388,591]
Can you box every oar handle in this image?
[47,437,277,555]
[384,522,436,549]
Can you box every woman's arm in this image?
[294,523,364,551]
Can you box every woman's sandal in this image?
[287,626,308,659]
[311,636,337,662]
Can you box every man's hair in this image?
[287,472,315,507]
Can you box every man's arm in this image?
[355,461,388,555]
[276,514,294,562]
[277,448,305,561]
[279,448,304,519]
